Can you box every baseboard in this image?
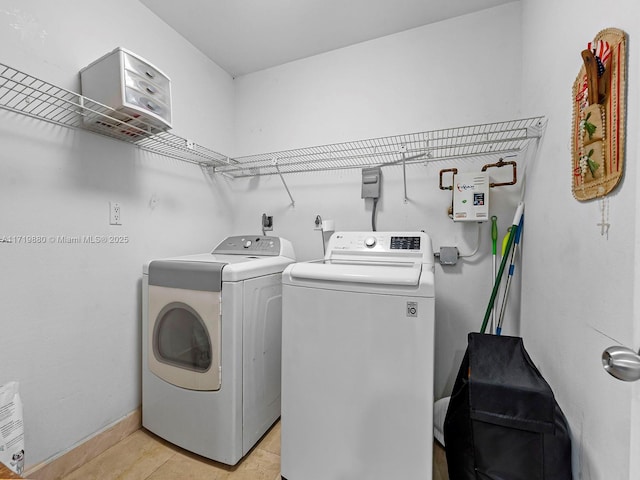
[24,408,141,480]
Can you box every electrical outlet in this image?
[110,201,121,225]
[262,213,273,231]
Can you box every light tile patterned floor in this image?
[60,421,448,480]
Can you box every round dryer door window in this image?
[155,303,211,372]
[147,285,222,391]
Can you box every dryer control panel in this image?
[212,235,282,256]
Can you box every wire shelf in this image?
[216,117,546,177]
[0,62,234,168]
[0,61,544,179]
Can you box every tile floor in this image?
[60,421,449,480]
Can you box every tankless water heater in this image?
[452,172,489,222]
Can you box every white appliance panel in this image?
[281,285,435,480]
[242,274,284,454]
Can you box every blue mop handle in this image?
[480,202,524,334]
[496,215,524,335]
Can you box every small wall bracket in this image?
[273,159,295,206]
[399,144,408,203]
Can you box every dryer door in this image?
[148,285,221,391]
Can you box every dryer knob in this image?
[364,236,377,248]
[244,240,252,248]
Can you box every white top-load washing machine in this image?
[281,231,435,480]
[142,235,295,465]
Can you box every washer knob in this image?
[364,236,377,248]
[244,240,252,248]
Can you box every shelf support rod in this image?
[400,145,408,203]
[273,159,295,206]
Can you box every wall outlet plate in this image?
[110,201,121,225]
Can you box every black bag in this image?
[444,333,572,480]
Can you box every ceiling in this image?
[139,0,514,77]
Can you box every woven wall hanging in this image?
[571,28,627,201]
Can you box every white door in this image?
[630,312,640,479]
[601,324,640,478]
[632,382,640,478]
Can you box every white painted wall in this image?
[0,0,236,469]
[6,0,637,477]
[521,0,640,477]
[632,107,640,479]
[234,3,523,155]
[232,3,525,400]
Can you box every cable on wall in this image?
[371,198,379,232]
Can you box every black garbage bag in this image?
[444,333,572,480]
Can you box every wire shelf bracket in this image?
[273,159,296,206]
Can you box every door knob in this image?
[602,346,640,382]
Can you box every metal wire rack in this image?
[0,62,234,168]
[216,117,546,178]
[0,61,545,185]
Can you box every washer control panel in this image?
[364,236,377,248]
[326,232,433,264]
[389,236,421,250]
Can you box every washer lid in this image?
[289,260,422,286]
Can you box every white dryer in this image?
[142,235,295,465]
[281,232,435,480]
